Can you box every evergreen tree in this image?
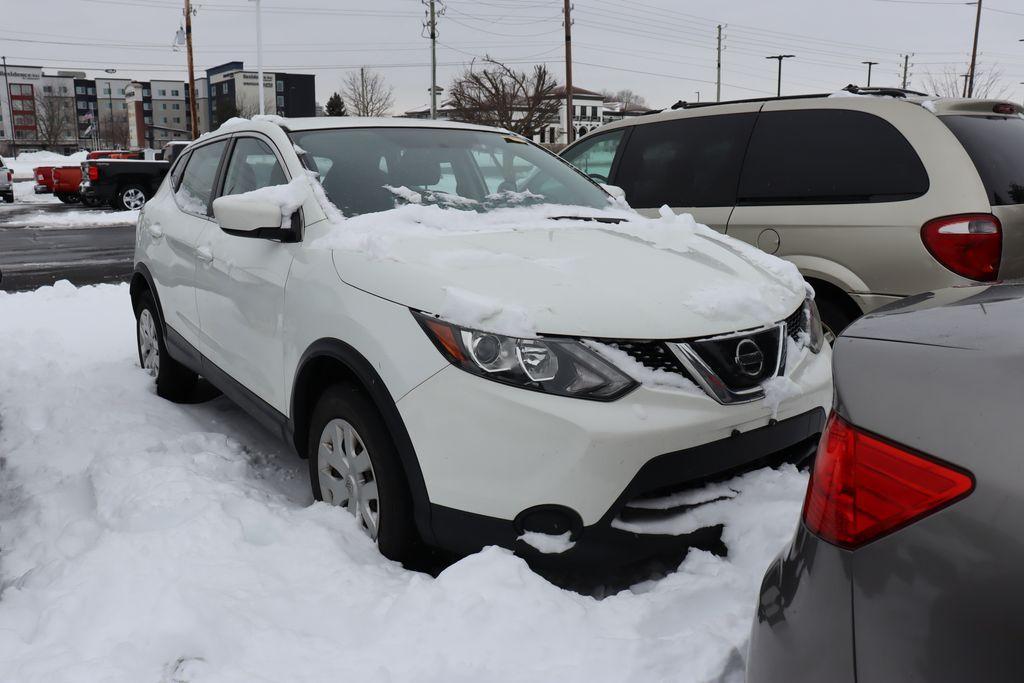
[325,92,347,116]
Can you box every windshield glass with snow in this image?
[289,127,610,216]
[942,114,1024,206]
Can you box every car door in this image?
[726,103,933,305]
[607,106,759,232]
[194,134,297,413]
[145,139,229,350]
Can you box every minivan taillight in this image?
[803,413,974,549]
[87,165,99,181]
[921,213,1001,281]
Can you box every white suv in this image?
[132,117,831,568]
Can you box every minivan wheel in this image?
[116,184,147,211]
[135,291,197,401]
[308,384,415,561]
[816,295,856,344]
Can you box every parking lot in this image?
[0,182,136,291]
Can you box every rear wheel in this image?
[308,384,416,561]
[2,191,12,204]
[135,290,197,401]
[115,184,147,211]
[55,193,80,204]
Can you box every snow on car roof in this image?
[203,115,512,139]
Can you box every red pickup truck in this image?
[33,166,57,196]
[50,150,144,205]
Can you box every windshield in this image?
[289,127,611,216]
[942,114,1024,206]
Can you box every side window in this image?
[176,140,228,216]
[222,137,287,197]
[615,113,756,208]
[169,151,191,191]
[738,109,929,204]
[561,129,625,184]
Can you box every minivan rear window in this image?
[738,109,929,205]
[941,115,1024,206]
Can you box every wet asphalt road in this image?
[0,202,135,292]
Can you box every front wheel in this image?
[136,291,197,401]
[308,384,416,561]
[816,294,858,345]
[115,184,147,211]
[55,193,80,204]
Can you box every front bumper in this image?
[397,343,832,566]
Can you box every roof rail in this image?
[841,84,929,98]
[667,92,832,111]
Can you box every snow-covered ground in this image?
[10,181,60,206]
[0,182,136,228]
[0,281,810,683]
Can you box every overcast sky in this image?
[4,0,1023,113]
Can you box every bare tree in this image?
[34,91,76,149]
[235,93,262,119]
[924,64,1009,99]
[448,58,560,138]
[106,111,131,149]
[600,89,647,107]
[341,68,394,117]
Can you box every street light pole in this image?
[766,54,795,97]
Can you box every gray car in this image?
[747,282,1024,683]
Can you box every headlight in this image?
[798,296,826,353]
[414,312,638,400]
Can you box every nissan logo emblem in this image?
[734,339,764,377]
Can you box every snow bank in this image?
[9,180,59,205]
[6,150,87,180]
[0,281,811,683]
[1,208,139,229]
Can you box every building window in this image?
[143,88,151,96]
[117,88,124,96]
[174,117,181,123]
[88,87,96,95]
[143,102,151,111]
[75,86,86,95]
[43,85,53,94]
[121,102,127,109]
[171,89,179,96]
[276,95,284,108]
[222,83,229,94]
[144,116,152,124]
[172,103,181,110]
[77,101,87,109]
[103,87,111,95]
[161,103,167,110]
[276,81,284,92]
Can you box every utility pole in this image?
[967,0,983,97]
[563,0,574,145]
[255,0,265,115]
[862,60,879,87]
[960,73,970,97]
[1,57,12,151]
[766,54,794,97]
[427,0,438,119]
[184,0,199,138]
[715,24,723,102]
[900,54,912,89]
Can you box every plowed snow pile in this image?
[0,281,809,683]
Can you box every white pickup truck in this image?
[0,157,13,203]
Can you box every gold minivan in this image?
[561,90,1024,338]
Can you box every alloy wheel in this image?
[122,188,146,210]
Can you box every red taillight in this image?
[803,413,974,549]
[921,213,1001,282]
[87,165,99,181]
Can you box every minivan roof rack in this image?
[840,84,929,98]
[666,92,832,111]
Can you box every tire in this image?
[308,384,416,561]
[2,191,12,204]
[816,293,858,344]
[115,184,148,211]
[55,193,80,204]
[135,290,197,401]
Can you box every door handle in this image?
[196,245,214,263]
[146,223,163,239]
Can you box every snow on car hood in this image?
[313,202,807,340]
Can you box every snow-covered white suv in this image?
[131,117,831,568]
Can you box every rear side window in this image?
[561,129,625,184]
[613,113,756,208]
[176,140,227,215]
[941,115,1024,206]
[738,109,929,205]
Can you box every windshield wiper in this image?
[547,215,627,224]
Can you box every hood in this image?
[322,206,806,340]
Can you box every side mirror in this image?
[212,194,298,242]
[600,183,626,200]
